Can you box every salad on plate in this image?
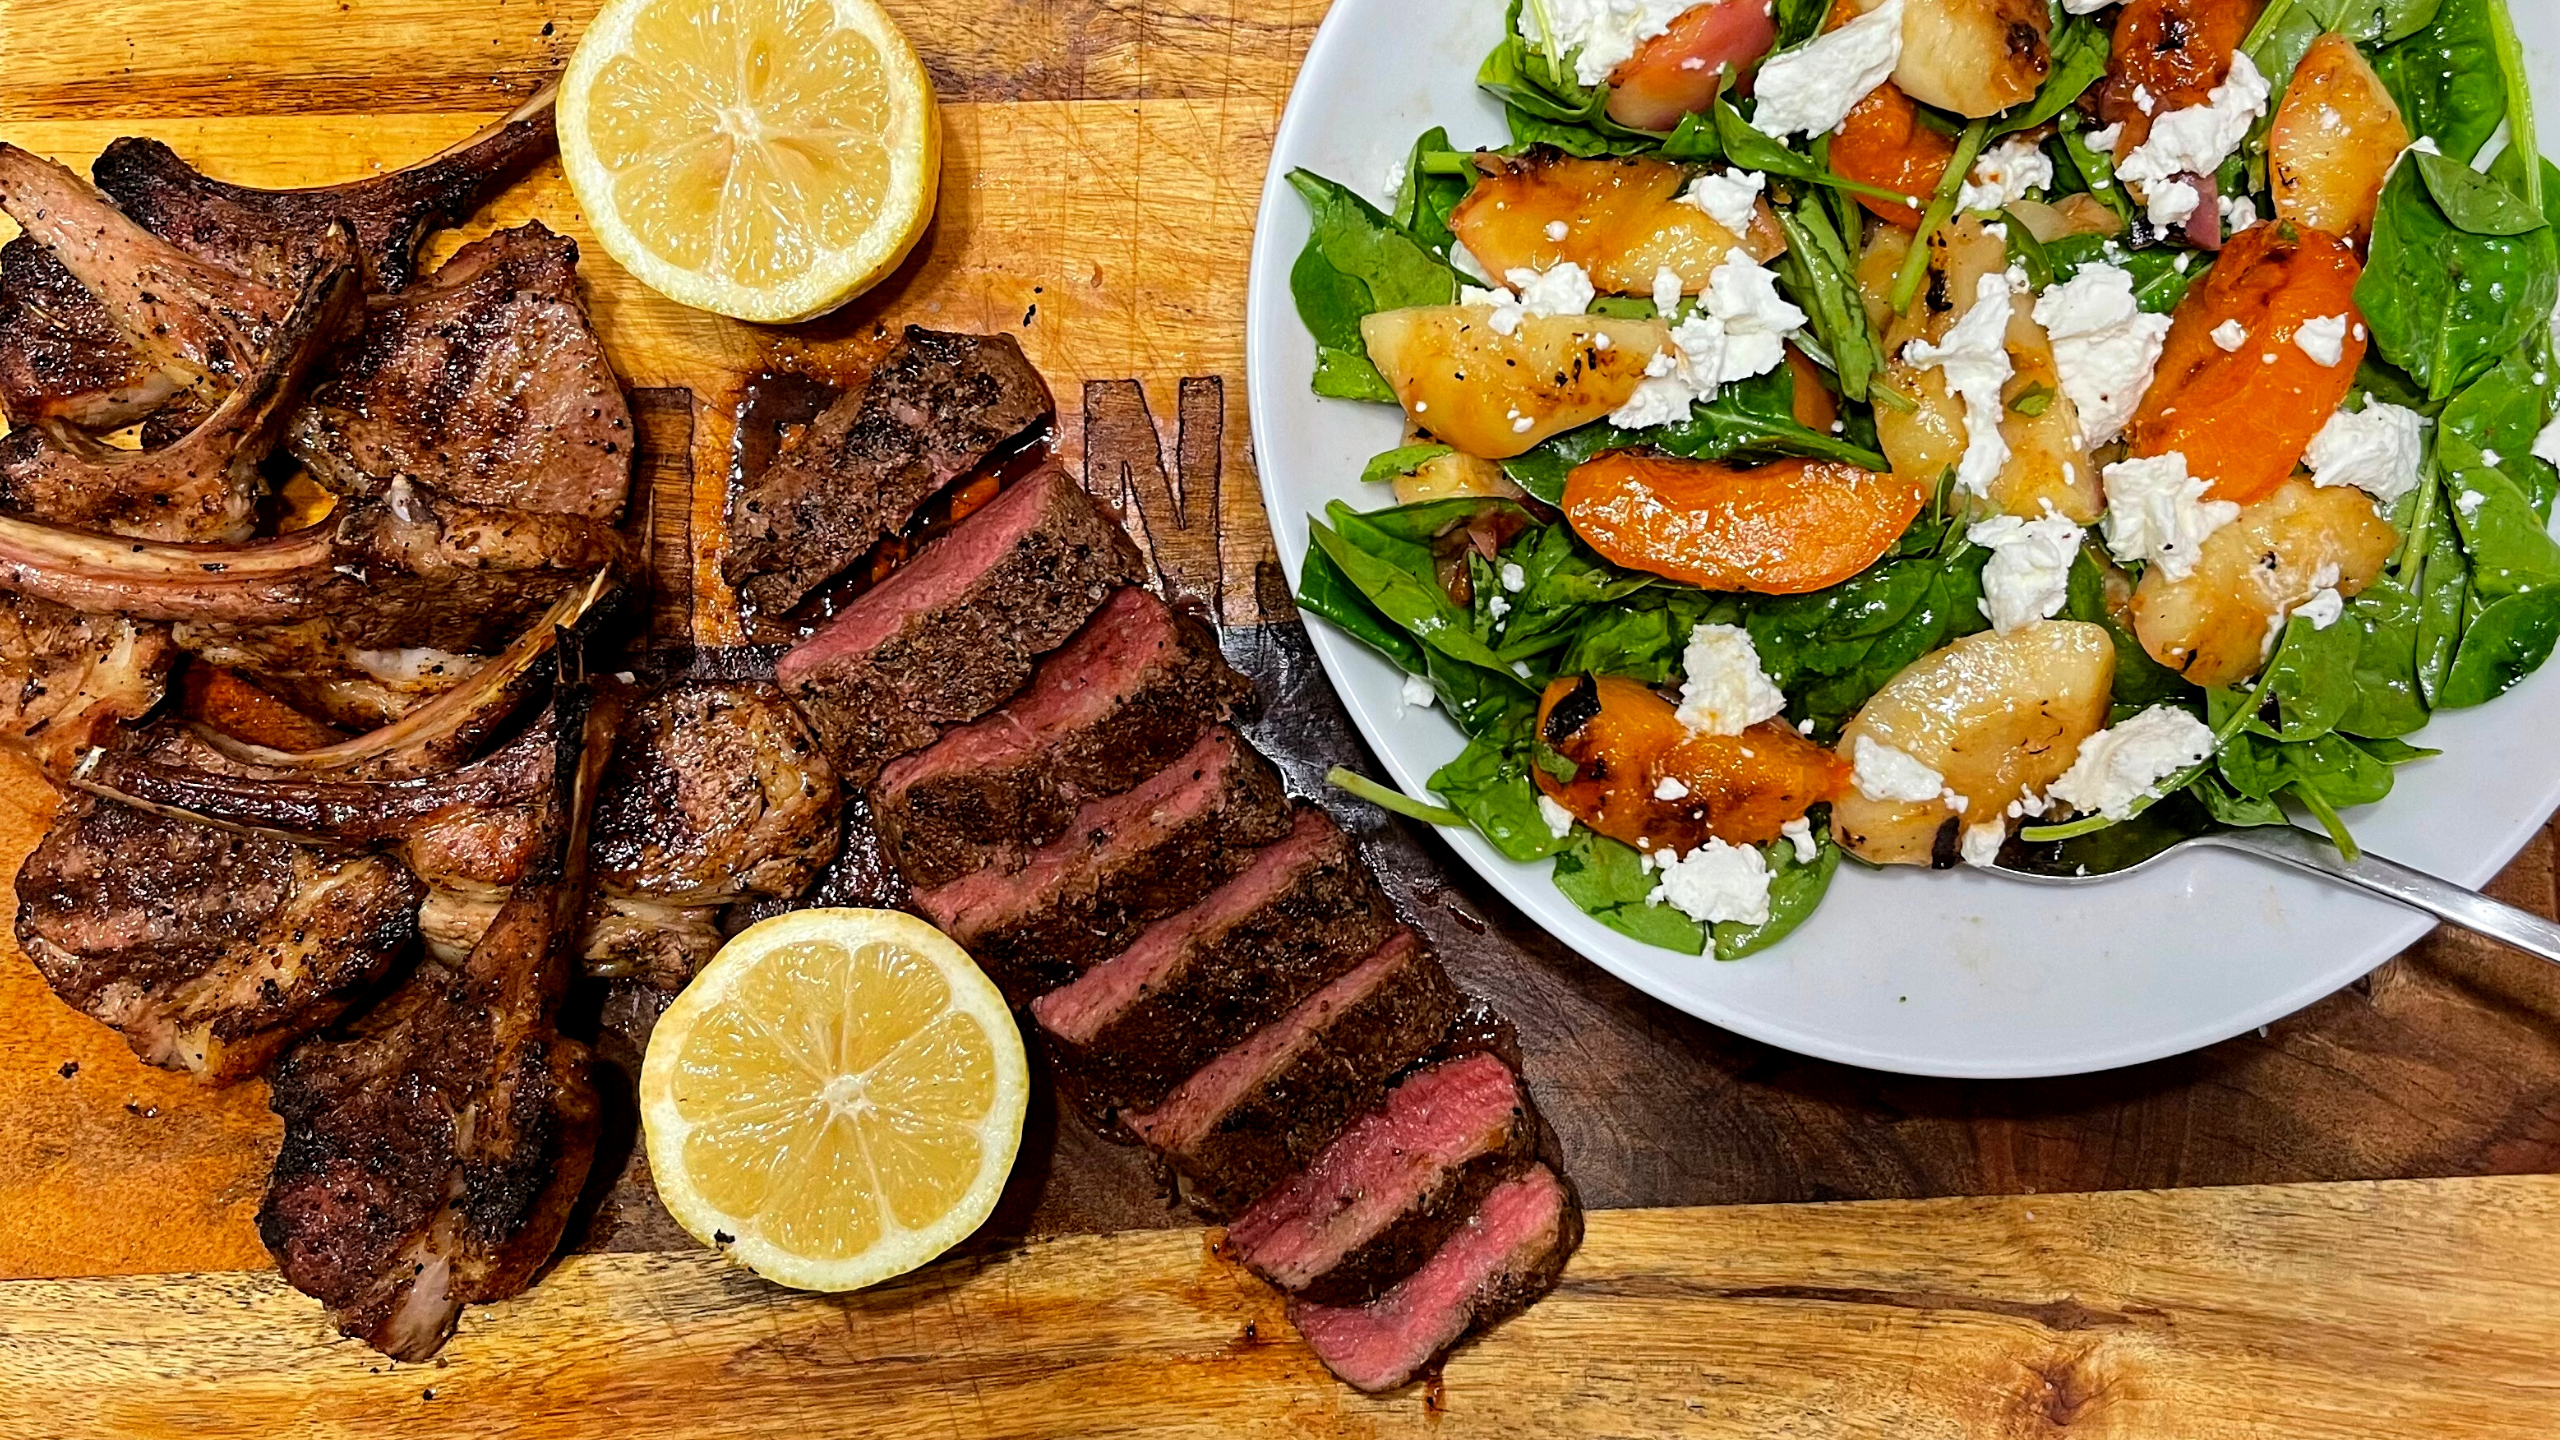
[1284,0,2560,960]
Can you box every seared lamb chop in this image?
[0,239,177,430]
[287,222,632,521]
[591,680,840,904]
[725,327,1052,616]
[0,594,176,779]
[0,225,360,542]
[258,686,608,1359]
[14,790,422,1084]
[93,86,556,294]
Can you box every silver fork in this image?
[1994,801,2560,965]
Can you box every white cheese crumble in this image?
[2061,0,2116,11]
[1544,220,1569,242]
[2101,452,2239,582]
[2211,319,2249,352]
[1648,839,1773,926]
[1675,623,1787,736]
[2296,584,2344,631]
[1450,242,1492,283]
[1609,253,1806,428]
[2295,313,2350,368]
[1959,822,2007,869]
[1652,265,1685,315]
[1487,592,1514,621]
[2117,50,2270,229]
[2033,263,2173,446]
[1903,272,2017,499]
[1400,673,1437,709]
[2218,191,2259,236]
[1500,561,1527,593]
[1749,0,1903,140]
[2046,706,2217,821]
[1462,261,1595,337]
[2089,121,2124,154]
[1850,735,1946,805]
[1538,0,1701,88]
[2484,448,2504,469]
[2457,488,2488,518]
[1779,816,1818,864]
[2536,408,2560,469]
[1958,137,2055,213]
[1681,170,1767,235]
[2305,401,2427,505]
[1537,793,1577,840]
[1654,776,1692,801]
[1968,510,2085,633]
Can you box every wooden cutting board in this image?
[4,1,2560,1432]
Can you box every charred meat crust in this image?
[726,327,1054,617]
[590,680,843,906]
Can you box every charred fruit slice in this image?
[1563,453,1927,595]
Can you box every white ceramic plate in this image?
[1246,4,2560,1077]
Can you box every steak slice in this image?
[591,680,842,906]
[776,470,1145,783]
[14,795,423,1084]
[1125,927,1457,1219]
[285,223,633,521]
[911,725,1291,1002]
[872,587,1255,889]
[1226,1052,1542,1304]
[1287,1164,1582,1393]
[725,327,1053,616]
[1030,808,1397,1115]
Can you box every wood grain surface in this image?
[8,1175,2559,1437]
[1,1,2558,1429]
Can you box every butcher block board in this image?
[5,0,2560,1431]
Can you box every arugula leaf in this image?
[2412,149,2547,235]
[2440,589,2560,707]
[1429,738,1576,862]
[1359,443,1455,486]
[2358,158,2560,400]
[1551,833,1706,954]
[1770,197,1882,402]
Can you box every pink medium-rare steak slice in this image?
[871,587,1255,890]
[775,469,1146,784]
[1124,928,1458,1219]
[1030,808,1398,1116]
[1287,1164,1582,1393]
[1226,1051,1542,1305]
[909,725,1290,1002]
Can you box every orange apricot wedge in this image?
[1563,453,1927,595]
[1535,674,1849,851]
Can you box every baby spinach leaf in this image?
[2043,234,2208,313]
[1749,541,1991,736]
[2054,117,2134,228]
[2374,0,2513,165]
[2439,589,2560,707]
[1558,587,1725,684]
[1391,127,1473,257]
[1297,543,1427,671]
[1306,518,1529,680]
[1288,170,1464,401]
[1551,833,1706,954]
[2358,160,2560,400]
[1774,0,1835,48]
[2414,484,2472,705]
[2412,150,2547,236]
[1429,737,1576,862]
[2339,577,2435,739]
[2065,550,2194,709]
[1714,824,1840,961]
[1332,496,1534,544]
[1500,367,1889,502]
[2262,608,2364,741]
[2445,460,2560,596]
[1771,197,1882,402]
[1359,443,1455,486]
[1426,647,1544,741]
[2440,341,2560,516]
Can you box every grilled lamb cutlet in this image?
[778,468,1147,783]
[0,594,177,779]
[0,226,361,543]
[94,86,556,294]
[872,586,1256,889]
[0,481,625,655]
[0,143,289,426]
[288,223,633,521]
[14,788,422,1085]
[259,687,609,1360]
[0,239,180,430]
[725,327,1052,616]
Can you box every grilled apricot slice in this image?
[1536,674,1848,851]
[2127,222,2365,505]
[2270,33,2410,245]
[1830,81,1957,229]
[1449,151,1784,295]
[2098,0,2263,157]
[1565,454,1927,594]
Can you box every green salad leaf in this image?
[1286,170,1462,402]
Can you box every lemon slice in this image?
[639,909,1026,1291]
[557,0,941,323]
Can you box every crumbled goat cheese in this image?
[1904,272,2017,498]
[1675,623,1787,736]
[2101,452,2239,582]
[2295,313,2350,368]
[1648,839,1773,926]
[1681,170,1767,235]
[1400,673,1437,709]
[2061,0,2116,11]
[1539,0,1702,88]
[1609,253,1806,428]
[1544,220,1569,241]
[1779,816,1818,865]
[2117,50,2269,229]
[1653,265,1685,315]
[1968,510,2085,633]
[1538,793,1577,840]
[2305,401,2427,505]
[1959,822,2007,869]
[2407,136,2442,157]
[1450,242,1491,283]
[1655,776,1692,801]
[1500,562,1527,594]
[2457,489,2488,518]
[2047,706,2217,821]
[2211,319,2249,352]
[2218,191,2258,236]
[2034,263,2172,446]
[2296,585,2344,631]
[1850,736,1946,805]
[2088,121,2124,154]
[1958,136,2055,212]
[1487,593,1513,621]
[1463,261,1594,337]
[1749,0,1903,140]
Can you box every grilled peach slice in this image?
[1604,0,1780,132]
[2131,477,2396,688]
[1360,308,1669,459]
[2270,33,2410,245]
[1831,621,2116,866]
[2098,0,2262,156]
[1564,453,1927,595]
[2128,223,2365,505]
[1535,674,1849,851]
[1891,0,2052,119]
[1449,152,1784,295]
[1389,448,1526,505]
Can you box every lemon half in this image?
[640,909,1026,1292]
[558,0,941,323]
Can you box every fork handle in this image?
[2198,827,2560,965]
